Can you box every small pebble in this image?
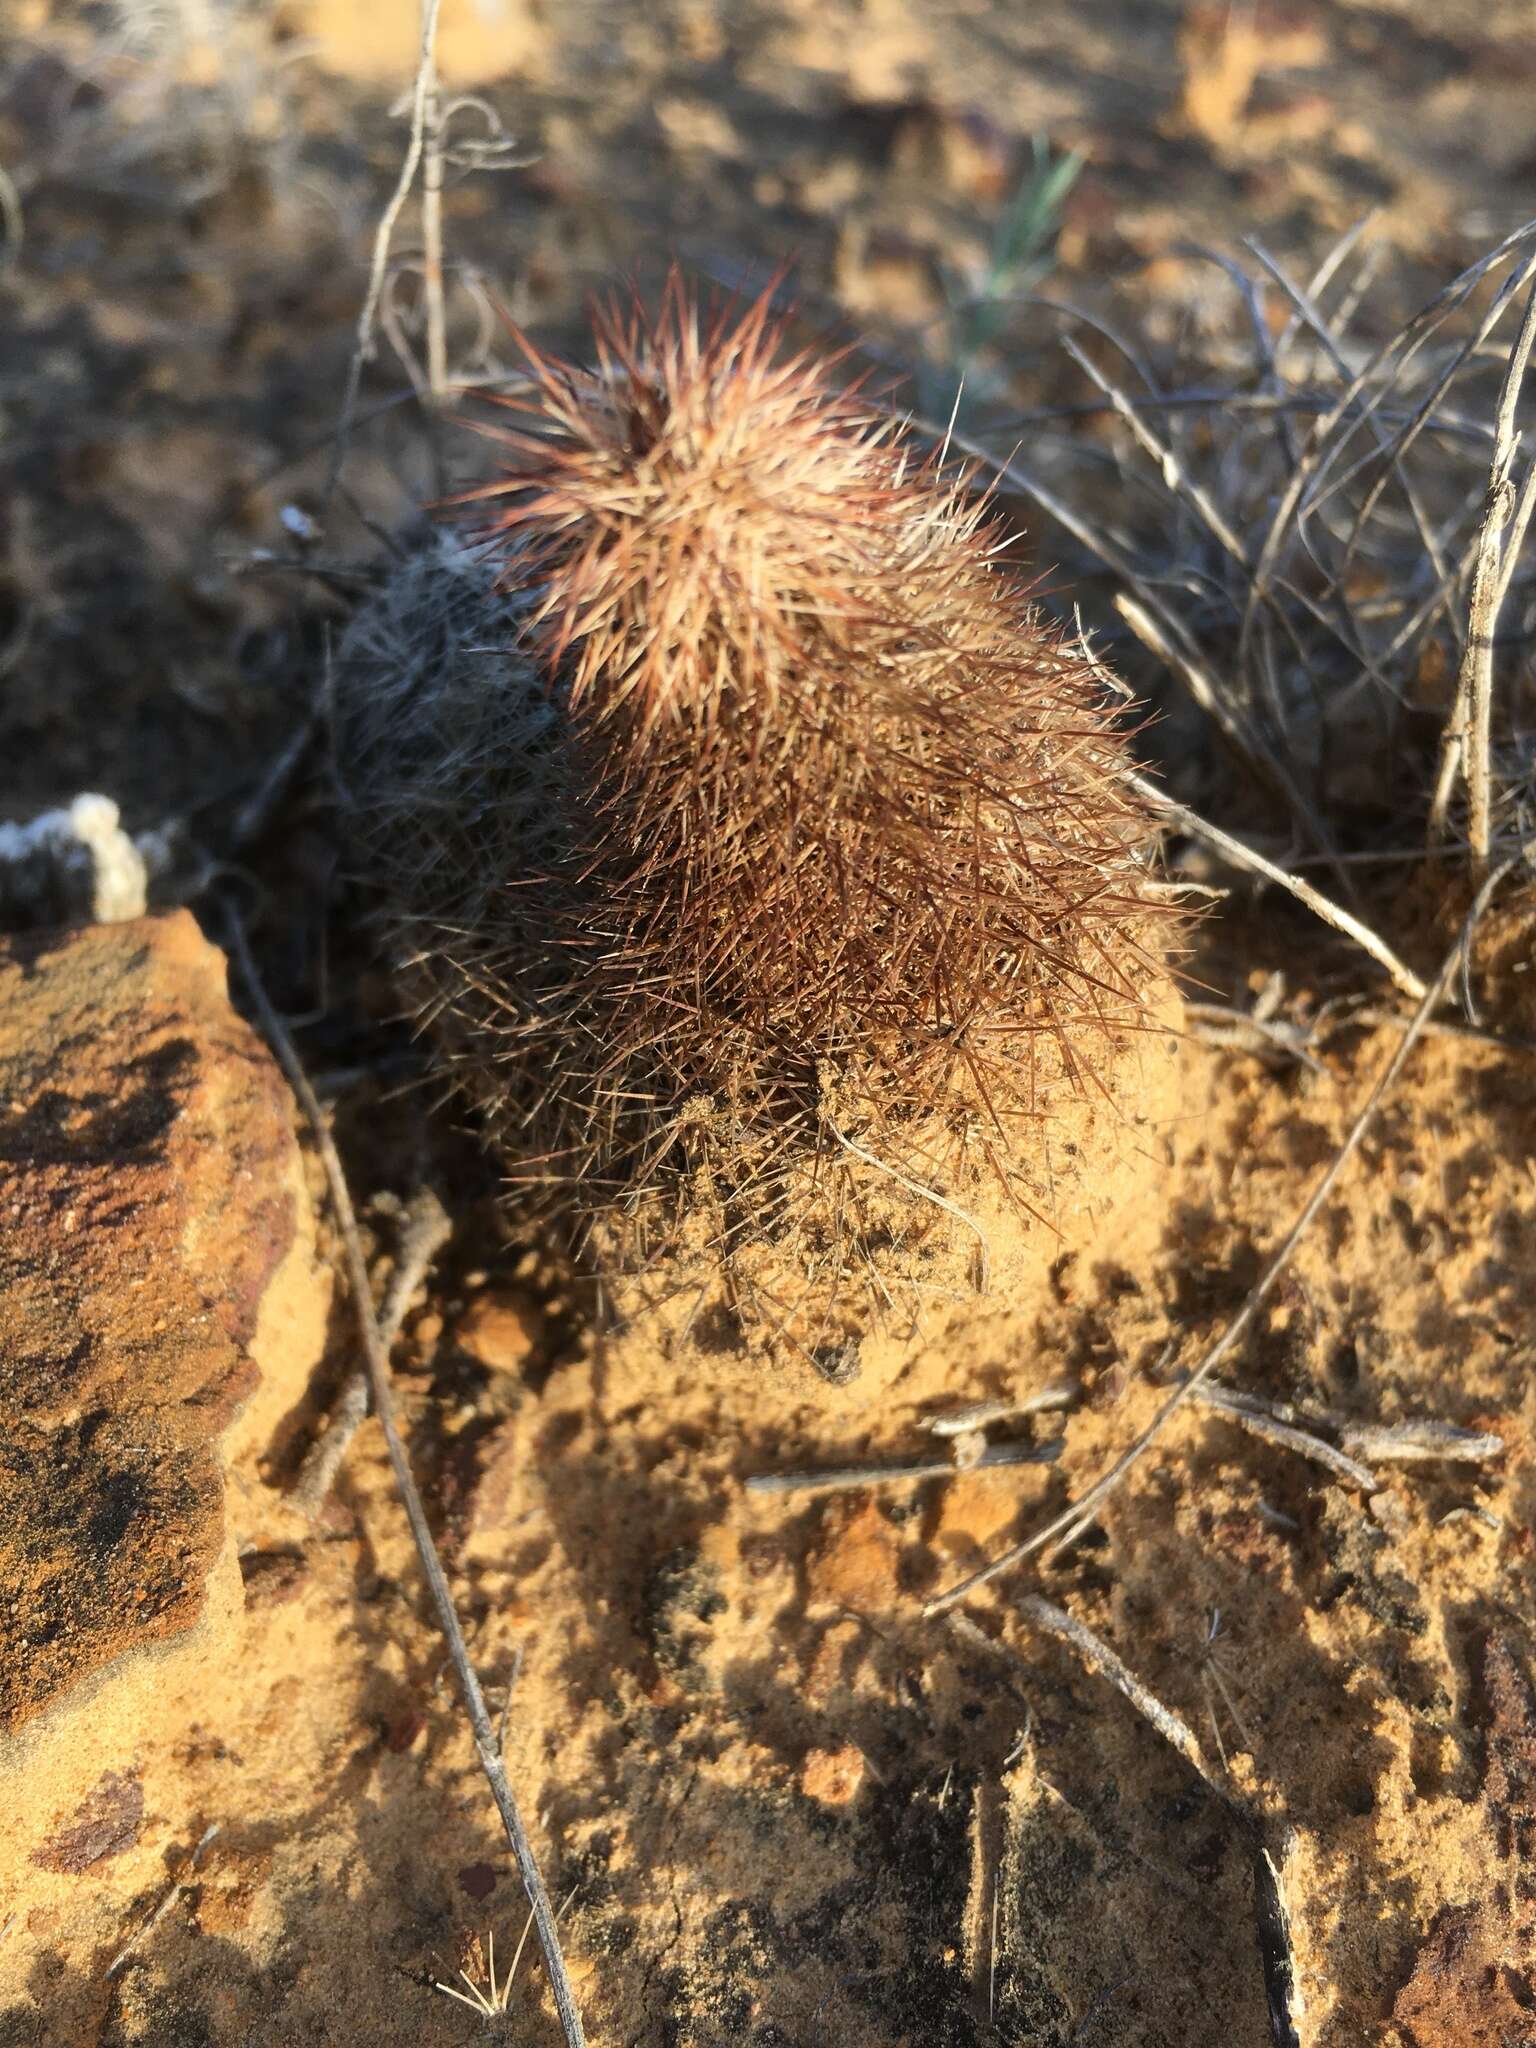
[455,1291,541,1372]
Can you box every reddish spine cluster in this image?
[342,279,1170,1296]
[459,282,1160,1189]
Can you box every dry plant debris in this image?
[941,223,1536,894]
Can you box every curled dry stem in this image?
[324,0,444,511]
[290,1185,451,1516]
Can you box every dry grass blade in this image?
[1111,593,1301,811]
[1059,335,1249,565]
[1059,302,1413,758]
[224,910,587,2048]
[1236,226,1536,682]
[930,423,1331,846]
[925,858,1516,1617]
[1243,235,1448,594]
[0,163,24,270]
[945,225,1536,872]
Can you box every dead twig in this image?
[1183,999,1325,1073]
[224,910,586,2048]
[291,1185,452,1516]
[744,1440,1059,1499]
[1062,337,1249,566]
[1339,1419,1504,1466]
[1019,1597,1210,1776]
[1344,1003,1536,1055]
[923,1386,1079,1436]
[925,860,1514,1617]
[953,1604,1209,1779]
[1194,1382,1379,1490]
[228,693,327,853]
[951,1608,1303,2042]
[1237,224,1536,695]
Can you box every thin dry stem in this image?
[1340,1419,1504,1466]
[1011,1596,1210,1779]
[744,1440,1056,1498]
[1062,335,1249,567]
[420,48,447,408]
[106,1826,220,1979]
[1194,1383,1379,1489]
[1122,765,1426,999]
[225,911,586,2048]
[1112,594,1275,793]
[824,1117,992,1292]
[1237,226,1536,684]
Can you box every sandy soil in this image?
[3,3,1536,2045]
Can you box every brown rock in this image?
[455,1289,541,1372]
[0,913,328,1869]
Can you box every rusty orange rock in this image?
[0,912,328,1876]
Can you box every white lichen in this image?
[0,793,150,929]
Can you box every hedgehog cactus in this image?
[338,281,1168,1316]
